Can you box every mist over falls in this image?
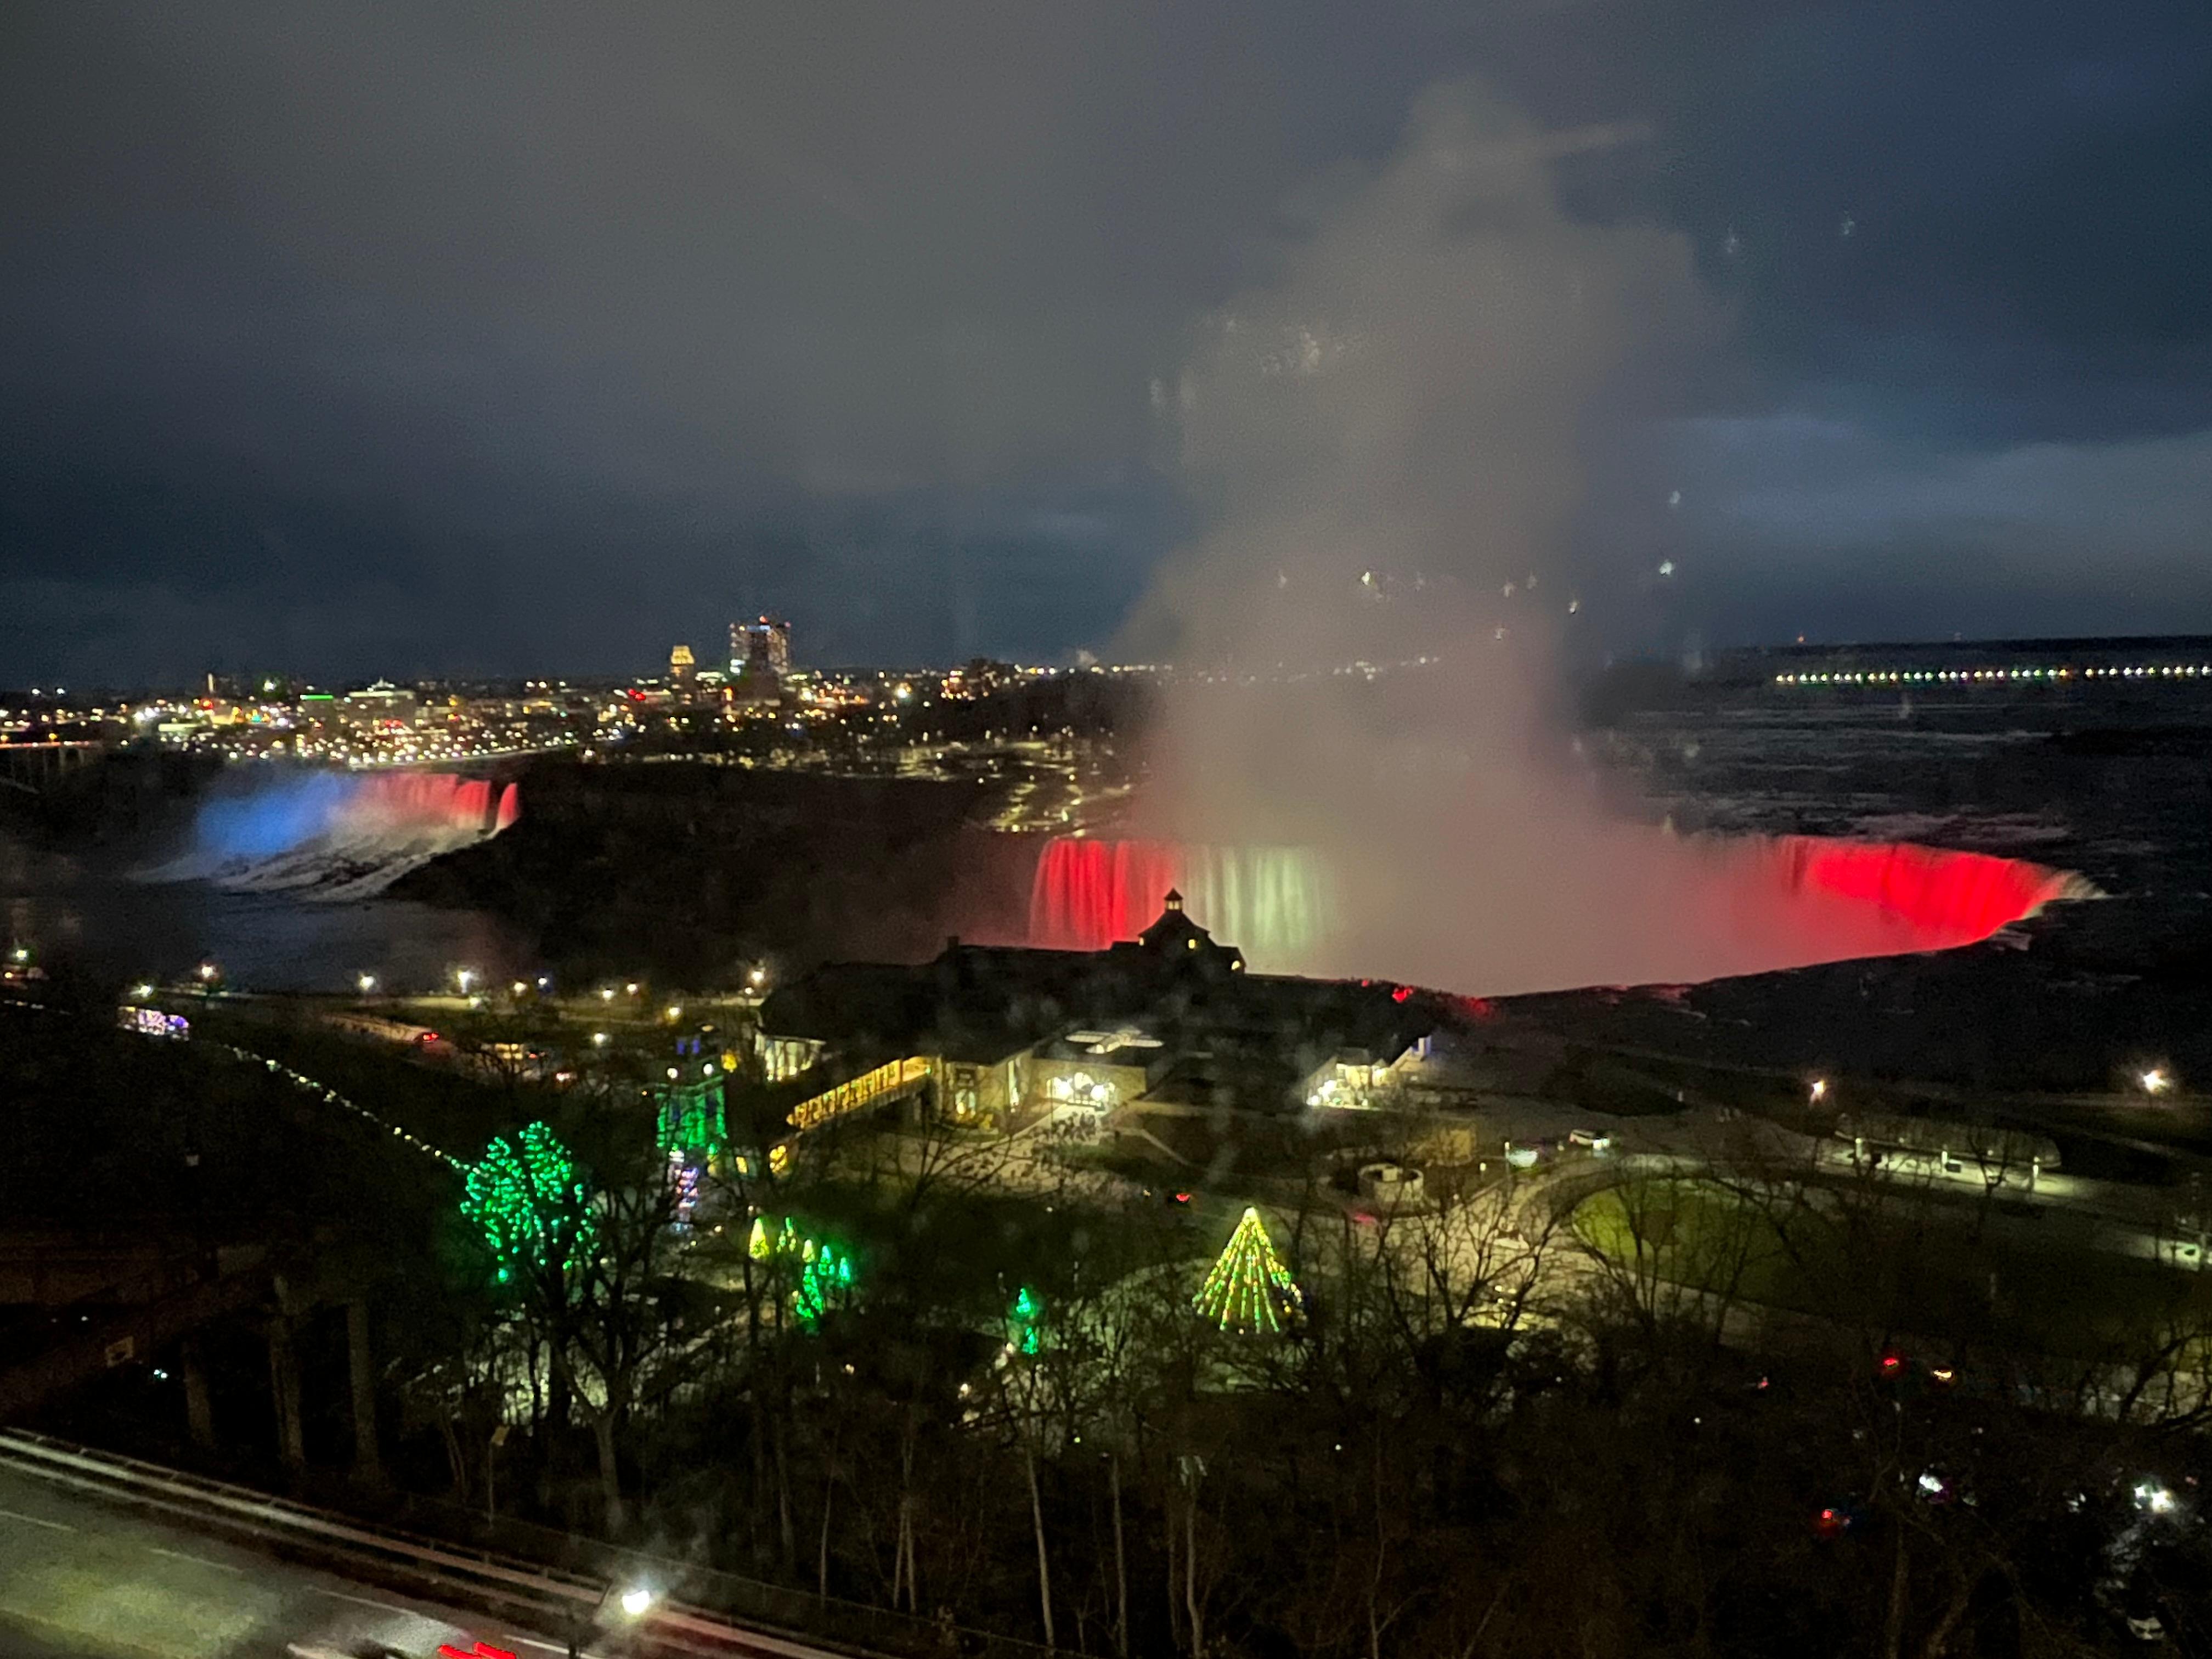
[1101,86,2097,996]
[146,770,519,901]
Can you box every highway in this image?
[0,1460,588,1659]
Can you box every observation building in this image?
[755,891,1437,1136]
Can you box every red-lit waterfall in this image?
[1028,838,1332,958]
[1764,836,2079,951]
[349,771,520,836]
[1028,832,2090,989]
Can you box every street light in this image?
[599,986,616,1002]
[2140,1067,2173,1096]
[456,968,476,995]
[565,1581,657,1658]
[358,973,377,995]
[2135,1479,2177,1515]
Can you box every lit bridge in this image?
[0,740,105,794]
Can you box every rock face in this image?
[389,759,1037,984]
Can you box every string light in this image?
[748,1215,857,1325]
[655,1074,726,1158]
[1009,1285,1043,1355]
[1193,1207,1301,1334]
[460,1121,596,1285]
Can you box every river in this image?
[0,827,525,994]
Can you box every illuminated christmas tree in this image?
[655,1074,726,1160]
[794,1243,854,1327]
[746,1215,857,1326]
[1008,1285,1043,1355]
[460,1121,597,1288]
[1193,1206,1301,1334]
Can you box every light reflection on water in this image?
[1,829,524,994]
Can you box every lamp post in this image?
[565,1581,656,1658]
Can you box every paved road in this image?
[0,1463,583,1659]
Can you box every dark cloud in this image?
[1,0,2205,683]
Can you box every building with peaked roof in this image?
[755,890,1438,1136]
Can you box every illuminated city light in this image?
[2140,1068,2173,1095]
[1809,1077,1828,1102]
[1774,661,2212,687]
[357,973,376,994]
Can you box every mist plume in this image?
[1110,84,2077,994]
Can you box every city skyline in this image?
[3,2,2208,684]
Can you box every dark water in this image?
[1592,677,2212,911]
[0,829,525,995]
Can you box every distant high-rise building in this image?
[730,615,792,678]
[669,644,696,684]
[338,679,419,732]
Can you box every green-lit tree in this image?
[1193,1206,1301,1334]
[459,1118,685,1536]
[461,1121,597,1289]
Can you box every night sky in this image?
[2,1,2207,685]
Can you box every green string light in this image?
[751,1215,857,1327]
[1009,1285,1043,1355]
[654,1075,727,1159]
[460,1121,597,1287]
[1193,1206,1301,1334]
